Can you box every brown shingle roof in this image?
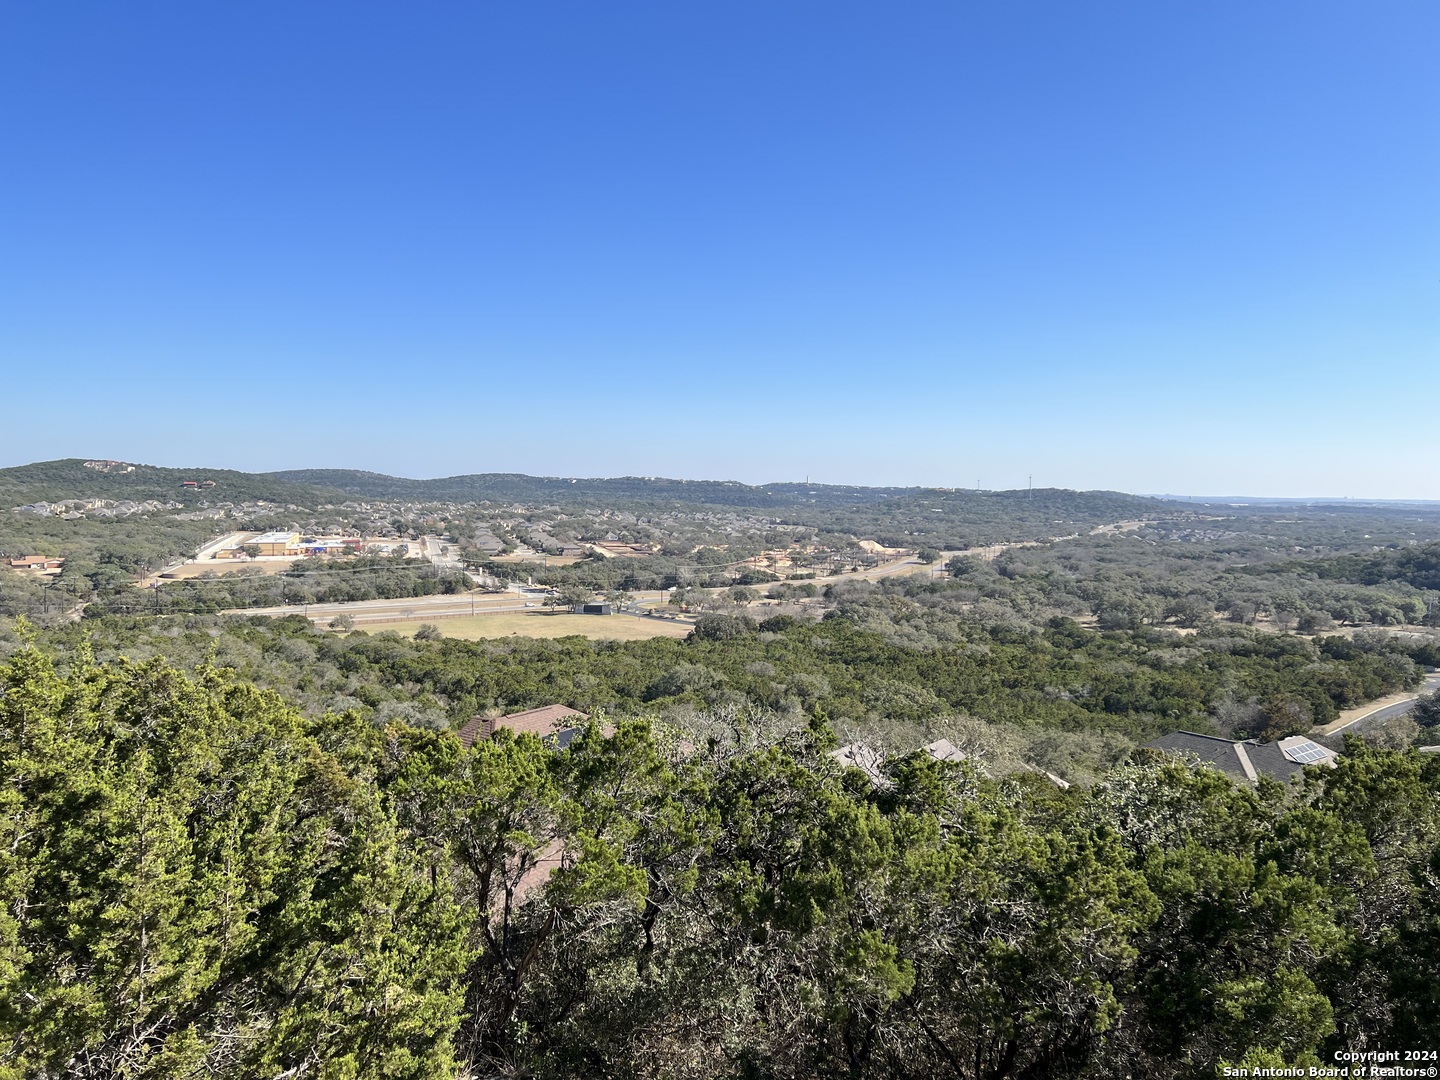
[457,704,589,748]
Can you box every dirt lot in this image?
[490,553,585,567]
[354,612,694,641]
[158,560,295,579]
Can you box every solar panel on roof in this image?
[1284,741,1329,764]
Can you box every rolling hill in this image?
[3,460,1176,531]
[0,459,346,507]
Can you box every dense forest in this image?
[1265,543,1440,592]
[8,607,1435,783]
[0,516,219,617]
[8,642,1440,1078]
[955,536,1440,632]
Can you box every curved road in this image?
[1321,674,1440,737]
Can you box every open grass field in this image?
[354,611,695,641]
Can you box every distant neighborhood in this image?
[15,498,185,519]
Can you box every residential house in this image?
[1143,730,1338,784]
[9,556,64,571]
[457,704,590,750]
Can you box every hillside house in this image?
[457,704,589,750]
[831,738,970,788]
[9,556,64,571]
[1143,731,1338,784]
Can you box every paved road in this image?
[421,534,465,570]
[141,530,250,586]
[1326,674,1440,736]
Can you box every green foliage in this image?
[1414,689,1440,729]
[0,458,344,507]
[86,556,464,617]
[1277,542,1440,592]
[6,462,1440,1076]
[9,640,1440,1077]
[0,517,224,618]
[23,610,1423,767]
[0,647,467,1078]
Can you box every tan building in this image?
[9,556,64,571]
[250,531,300,556]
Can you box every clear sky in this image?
[1,2,1436,496]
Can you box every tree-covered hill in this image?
[267,467,933,508]
[791,486,1169,546]
[3,459,1177,522]
[0,458,346,507]
[267,467,1173,522]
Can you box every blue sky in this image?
[1,1,1436,495]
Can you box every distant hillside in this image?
[0,459,346,507]
[265,468,929,509]
[2,459,1176,532]
[788,486,1171,546]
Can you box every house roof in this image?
[830,742,890,786]
[831,738,971,788]
[1144,730,1338,783]
[9,555,62,567]
[457,704,589,748]
[921,738,967,763]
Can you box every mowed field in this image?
[355,612,694,641]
